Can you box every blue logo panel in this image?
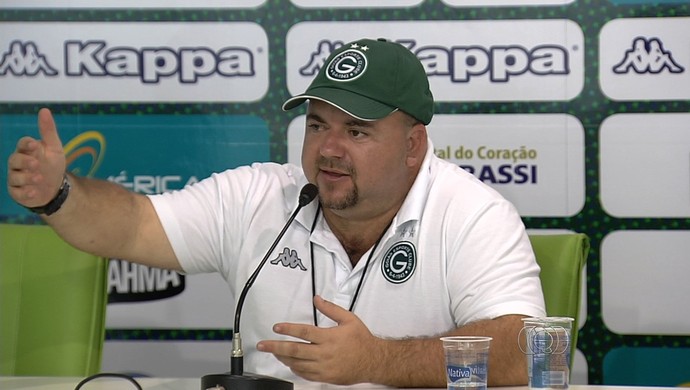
[604,347,690,386]
[0,114,270,219]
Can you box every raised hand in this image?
[7,108,67,208]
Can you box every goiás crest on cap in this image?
[326,43,370,82]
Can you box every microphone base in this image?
[201,372,294,390]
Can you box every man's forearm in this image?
[370,335,446,388]
[43,173,178,270]
[370,315,528,388]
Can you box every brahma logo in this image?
[287,20,584,102]
[0,22,269,102]
[108,259,185,303]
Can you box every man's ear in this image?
[406,123,428,168]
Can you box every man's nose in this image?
[319,129,346,158]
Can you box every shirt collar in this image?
[390,137,435,230]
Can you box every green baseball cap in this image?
[282,38,434,125]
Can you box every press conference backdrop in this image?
[0,0,689,385]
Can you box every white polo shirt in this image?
[149,141,545,380]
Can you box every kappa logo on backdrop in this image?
[298,39,571,82]
[0,40,57,76]
[299,40,344,76]
[0,39,258,83]
[613,37,684,74]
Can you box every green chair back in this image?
[0,223,109,376]
[528,233,589,365]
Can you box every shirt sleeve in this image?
[446,197,547,325]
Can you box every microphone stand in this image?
[201,184,318,390]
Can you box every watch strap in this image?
[26,175,71,216]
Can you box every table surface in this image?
[0,377,676,390]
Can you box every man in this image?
[7,38,545,387]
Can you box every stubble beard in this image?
[316,157,359,210]
[321,185,359,210]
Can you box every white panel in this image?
[286,20,584,102]
[600,17,690,101]
[0,22,268,102]
[102,341,230,378]
[602,231,690,335]
[106,272,234,329]
[572,349,588,385]
[600,113,690,217]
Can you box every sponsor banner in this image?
[602,231,690,335]
[286,21,584,103]
[599,17,689,100]
[599,113,690,218]
[1,113,268,327]
[0,22,268,102]
[1,114,270,217]
[291,0,422,7]
[443,0,574,5]
[0,0,266,8]
[287,114,585,217]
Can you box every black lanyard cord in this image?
[309,205,393,327]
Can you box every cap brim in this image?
[282,87,397,122]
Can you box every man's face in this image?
[301,100,421,217]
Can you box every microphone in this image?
[201,183,319,390]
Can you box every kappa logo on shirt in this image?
[270,247,307,271]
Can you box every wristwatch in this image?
[26,174,71,216]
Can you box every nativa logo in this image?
[0,40,257,83]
